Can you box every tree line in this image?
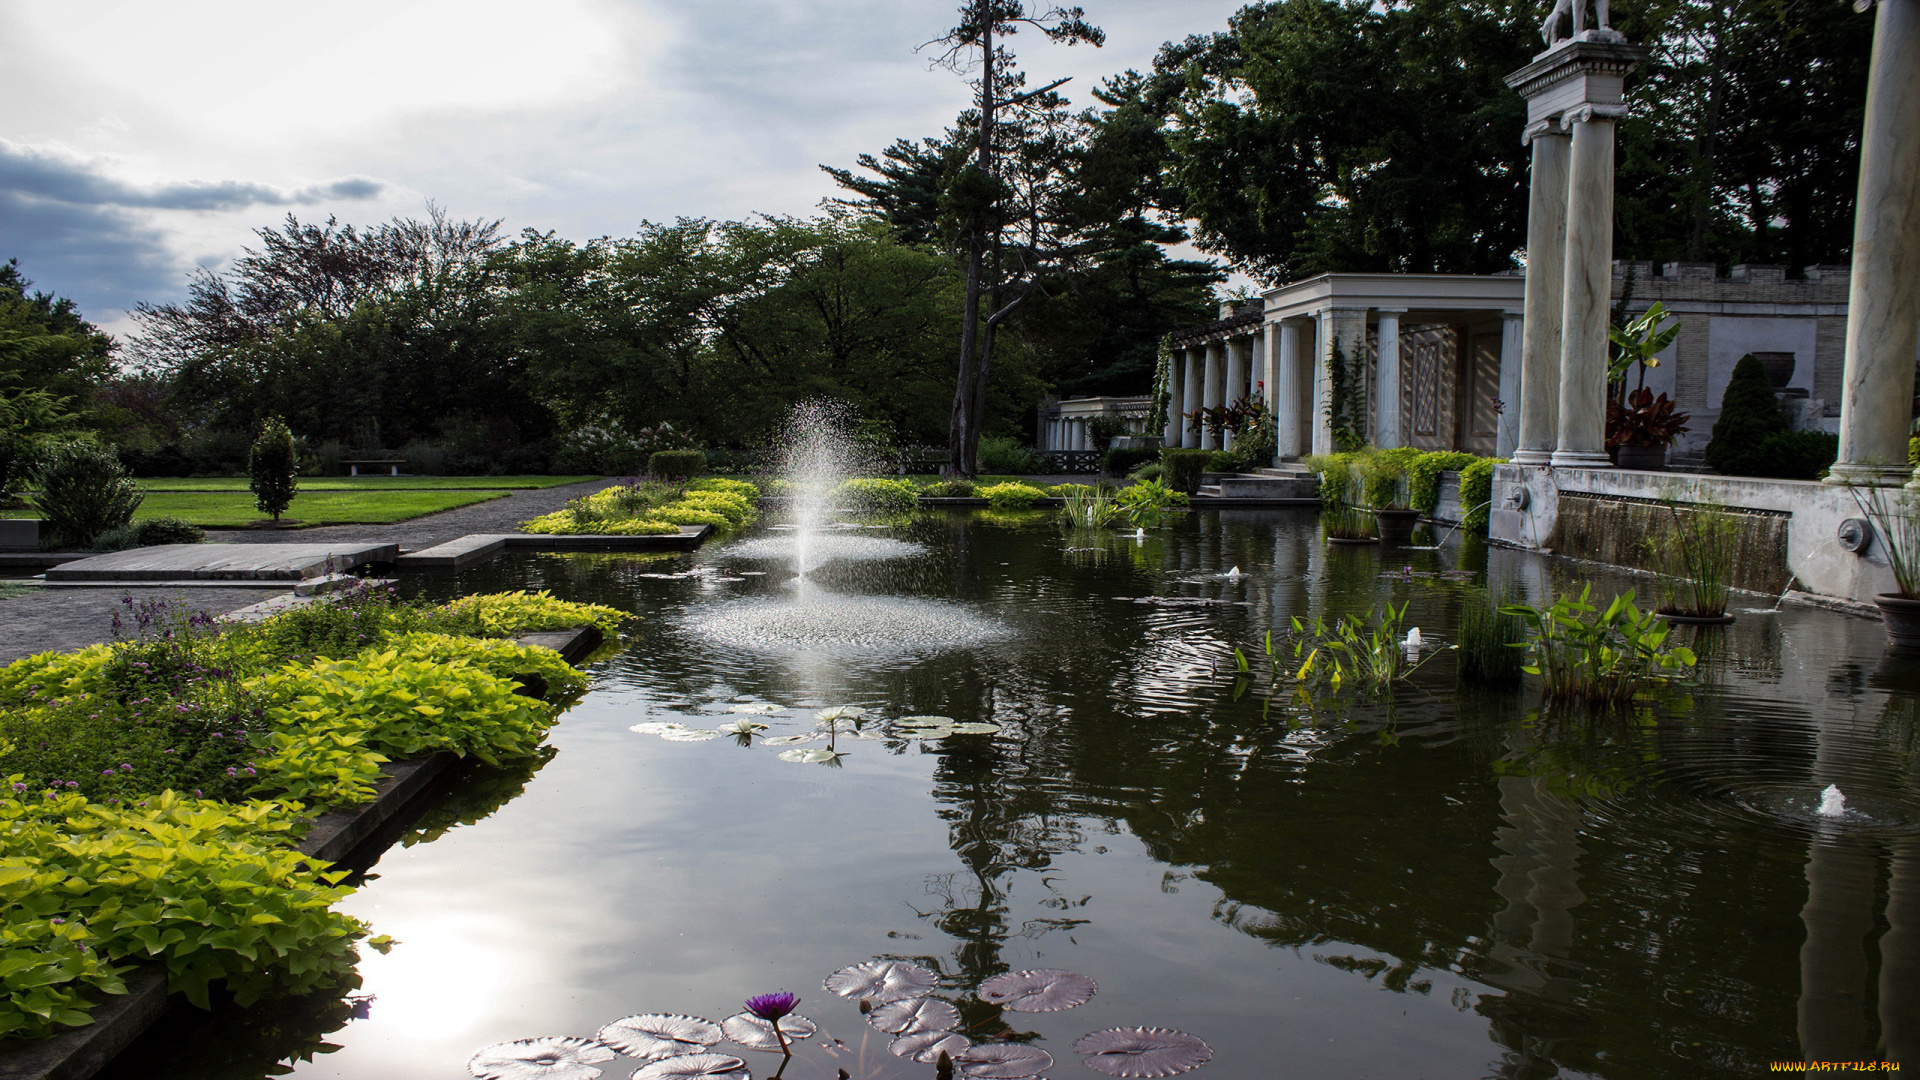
[1,0,1870,478]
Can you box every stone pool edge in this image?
[0,624,604,1080]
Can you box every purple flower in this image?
[10,783,23,793]
[745,992,800,1021]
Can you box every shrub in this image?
[138,517,205,546]
[1228,413,1276,472]
[1357,452,1410,510]
[554,422,645,475]
[1302,452,1357,508]
[977,481,1046,509]
[1130,462,1165,482]
[1160,448,1213,496]
[1458,459,1503,531]
[1102,446,1160,478]
[977,436,1044,475]
[519,478,758,535]
[1116,478,1186,528]
[400,439,447,475]
[249,417,299,523]
[837,477,919,514]
[649,449,707,480]
[1087,415,1130,448]
[1206,450,1238,472]
[30,441,144,547]
[1404,452,1477,516]
[1705,355,1790,476]
[431,590,626,639]
[920,478,977,498]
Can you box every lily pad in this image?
[714,720,768,736]
[628,1053,751,1080]
[824,959,940,1003]
[728,703,786,714]
[595,1015,721,1062]
[947,722,1003,735]
[778,748,844,763]
[889,1031,972,1064]
[659,728,725,742]
[628,723,683,735]
[761,734,820,746]
[895,716,955,728]
[1073,1027,1213,1078]
[866,996,960,1035]
[954,1043,1054,1079]
[720,1012,818,1051]
[469,1036,616,1080]
[977,969,1096,1012]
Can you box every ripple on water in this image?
[681,594,1008,656]
[722,534,929,566]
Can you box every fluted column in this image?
[1175,345,1190,443]
[1202,341,1226,451]
[1374,309,1405,448]
[1514,126,1570,466]
[1223,337,1250,452]
[1550,105,1619,469]
[1162,351,1184,447]
[1498,312,1525,458]
[1830,0,1920,487]
[1276,319,1306,460]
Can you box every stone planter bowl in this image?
[1875,593,1920,651]
[1373,508,1421,542]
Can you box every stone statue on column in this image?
[1541,0,1614,47]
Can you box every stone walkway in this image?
[0,585,289,664]
[198,477,618,550]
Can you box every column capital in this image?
[1521,118,1565,145]
[1565,103,1629,124]
[1374,307,1408,316]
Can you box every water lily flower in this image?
[745,992,799,1021]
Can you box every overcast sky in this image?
[0,0,1250,337]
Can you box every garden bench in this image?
[342,458,405,476]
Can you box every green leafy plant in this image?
[1502,586,1698,703]
[919,477,978,498]
[1055,484,1122,530]
[522,478,759,535]
[648,449,707,480]
[977,481,1046,509]
[977,436,1044,475]
[837,477,919,514]
[1235,602,1432,706]
[1608,301,1682,400]
[1086,414,1130,448]
[1457,458,1503,531]
[1325,336,1368,451]
[29,440,144,547]
[249,417,300,524]
[1116,478,1185,528]
[1404,451,1477,516]
[1358,452,1410,510]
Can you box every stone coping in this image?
[396,527,711,570]
[0,625,603,1080]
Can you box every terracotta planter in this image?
[1373,508,1421,542]
[1615,444,1668,471]
[1875,593,1920,651]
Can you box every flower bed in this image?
[0,586,623,1040]
[520,477,758,536]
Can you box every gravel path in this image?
[0,585,288,664]
[197,478,619,551]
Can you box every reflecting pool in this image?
[103,509,1920,1078]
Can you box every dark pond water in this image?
[107,509,1920,1079]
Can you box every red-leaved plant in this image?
[1606,387,1691,449]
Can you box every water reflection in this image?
[98,510,1920,1077]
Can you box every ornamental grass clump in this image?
[1646,501,1742,618]
[1457,587,1527,687]
[1055,483,1122,530]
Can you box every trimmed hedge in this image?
[1161,448,1213,496]
[1102,446,1160,478]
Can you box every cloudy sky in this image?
[0,0,1249,338]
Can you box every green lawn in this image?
[130,490,508,528]
[134,475,599,491]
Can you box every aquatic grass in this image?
[1056,484,1123,530]
[1645,500,1742,618]
[1457,587,1527,687]
[1850,482,1920,598]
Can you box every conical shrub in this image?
[1705,354,1788,476]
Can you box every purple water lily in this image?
[744,993,799,1057]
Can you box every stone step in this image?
[1256,465,1313,477]
[1211,474,1321,499]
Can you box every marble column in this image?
[1276,319,1305,460]
[1162,352,1184,447]
[1223,337,1250,451]
[1498,312,1525,457]
[1181,348,1203,449]
[1311,311,1334,456]
[1316,309,1368,456]
[1373,309,1405,448]
[1550,106,1621,469]
[1830,0,1920,487]
[1514,126,1570,466]
[1202,341,1226,451]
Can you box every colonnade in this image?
[1161,335,1266,453]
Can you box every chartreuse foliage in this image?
[977,481,1048,509]
[0,588,612,1039]
[521,477,758,535]
[836,477,920,514]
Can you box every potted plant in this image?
[1606,303,1687,470]
[1606,387,1691,470]
[1852,484,1920,650]
[1645,501,1739,624]
[1360,454,1420,541]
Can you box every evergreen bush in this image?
[1102,446,1160,477]
[1161,448,1214,495]
[30,441,144,546]
[1705,355,1789,476]
[249,417,299,523]
[649,449,707,480]
[978,435,1044,475]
